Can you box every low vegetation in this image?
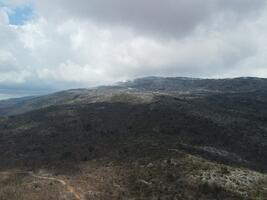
[0,77,266,199]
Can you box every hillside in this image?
[1,77,267,117]
[0,77,266,200]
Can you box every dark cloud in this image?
[36,0,266,37]
[0,0,267,99]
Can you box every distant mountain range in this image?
[0,77,266,200]
[1,77,267,116]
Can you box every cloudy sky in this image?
[1,0,267,98]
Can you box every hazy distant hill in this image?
[120,76,267,92]
[0,77,266,200]
[1,77,267,116]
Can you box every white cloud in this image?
[0,8,9,25]
[0,0,267,92]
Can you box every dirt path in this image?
[29,172,84,200]
[0,171,84,200]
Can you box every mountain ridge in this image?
[1,76,267,117]
[0,76,266,199]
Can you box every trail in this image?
[29,172,84,200]
[0,171,84,200]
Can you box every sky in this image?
[1,0,267,99]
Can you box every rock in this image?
[147,162,154,168]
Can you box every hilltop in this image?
[0,77,266,200]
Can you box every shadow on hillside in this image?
[0,98,266,174]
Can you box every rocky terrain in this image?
[0,77,266,200]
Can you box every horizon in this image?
[1,1,267,99]
[1,2,267,197]
[0,75,265,100]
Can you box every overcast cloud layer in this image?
[1,0,267,93]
